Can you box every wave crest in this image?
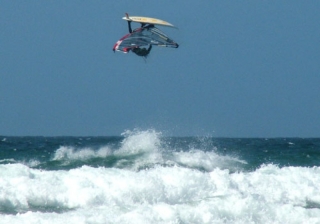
[52,146,112,161]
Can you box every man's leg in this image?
[127,21,132,33]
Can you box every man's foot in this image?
[125,13,130,20]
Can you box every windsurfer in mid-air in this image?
[112,13,178,56]
[126,13,152,57]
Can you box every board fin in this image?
[125,13,132,21]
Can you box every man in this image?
[126,13,153,57]
[131,45,152,57]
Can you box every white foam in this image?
[52,146,112,161]
[171,149,247,172]
[50,130,165,170]
[52,130,162,161]
[25,159,41,168]
[117,129,162,155]
[0,159,16,163]
[6,131,317,223]
[1,163,320,223]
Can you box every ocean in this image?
[1,130,320,224]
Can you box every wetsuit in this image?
[132,45,152,57]
[127,21,153,57]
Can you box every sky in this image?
[1,1,320,137]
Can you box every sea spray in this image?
[1,131,320,223]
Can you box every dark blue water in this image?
[1,136,319,171]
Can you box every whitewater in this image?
[1,130,320,223]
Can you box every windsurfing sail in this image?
[113,26,179,53]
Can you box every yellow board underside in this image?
[122,16,175,27]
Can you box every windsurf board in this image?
[122,15,175,28]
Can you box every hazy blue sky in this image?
[1,1,320,137]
